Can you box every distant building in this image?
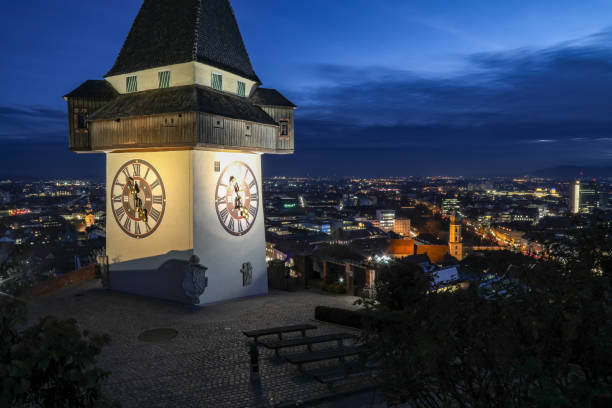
[376,210,396,232]
[448,214,463,261]
[570,180,598,214]
[393,218,411,236]
[442,198,460,215]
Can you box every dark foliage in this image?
[315,306,364,329]
[323,262,347,294]
[0,300,118,408]
[360,218,612,407]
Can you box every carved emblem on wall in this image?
[241,262,253,287]
[182,255,208,305]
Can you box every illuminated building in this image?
[448,213,464,261]
[63,0,296,305]
[84,201,95,227]
[376,210,396,232]
[442,198,460,215]
[393,218,411,236]
[570,180,598,214]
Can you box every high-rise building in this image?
[376,209,396,232]
[449,214,463,261]
[442,198,460,215]
[63,0,296,305]
[570,181,598,214]
[393,218,411,236]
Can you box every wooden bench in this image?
[308,361,380,390]
[284,346,366,371]
[242,324,317,343]
[260,332,355,356]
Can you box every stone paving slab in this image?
[27,281,384,407]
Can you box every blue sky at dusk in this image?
[2,0,612,178]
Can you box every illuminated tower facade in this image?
[63,0,296,305]
[449,213,463,261]
[571,180,598,214]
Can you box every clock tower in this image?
[63,0,296,305]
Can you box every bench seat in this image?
[260,333,355,355]
[284,346,366,370]
[242,324,316,342]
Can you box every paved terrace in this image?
[27,282,383,408]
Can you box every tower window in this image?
[214,161,221,172]
[73,108,88,131]
[279,119,289,138]
[212,73,223,91]
[158,71,171,88]
[126,76,138,92]
[237,81,246,97]
[214,116,224,128]
[245,123,252,137]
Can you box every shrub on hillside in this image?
[0,300,118,408]
[360,218,612,407]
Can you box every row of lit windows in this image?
[125,71,247,97]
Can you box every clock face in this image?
[111,159,166,239]
[215,161,260,236]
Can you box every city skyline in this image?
[3,0,612,178]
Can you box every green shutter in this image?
[126,76,138,92]
[237,81,246,97]
[212,73,223,91]
[158,71,170,88]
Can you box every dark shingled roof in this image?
[251,88,296,108]
[88,85,277,125]
[63,80,118,99]
[106,0,260,83]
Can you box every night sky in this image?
[2,0,612,179]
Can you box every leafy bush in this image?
[360,218,612,408]
[0,299,118,408]
[322,282,346,294]
[315,306,365,328]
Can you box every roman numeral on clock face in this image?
[132,163,141,177]
[249,205,257,218]
[134,222,141,236]
[150,180,160,190]
[153,195,163,205]
[113,195,122,203]
[123,217,132,232]
[249,180,257,190]
[228,218,235,232]
[250,193,258,202]
[115,207,125,222]
[149,208,161,223]
[122,168,130,180]
[219,208,229,224]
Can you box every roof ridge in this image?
[224,0,258,83]
[192,0,202,61]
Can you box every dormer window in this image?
[73,108,88,132]
[212,73,223,91]
[126,76,138,93]
[158,71,170,88]
[279,119,289,138]
[237,81,246,97]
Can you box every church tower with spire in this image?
[449,213,464,261]
[63,0,296,305]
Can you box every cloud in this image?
[284,28,612,174]
[0,105,66,143]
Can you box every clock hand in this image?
[127,178,148,222]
